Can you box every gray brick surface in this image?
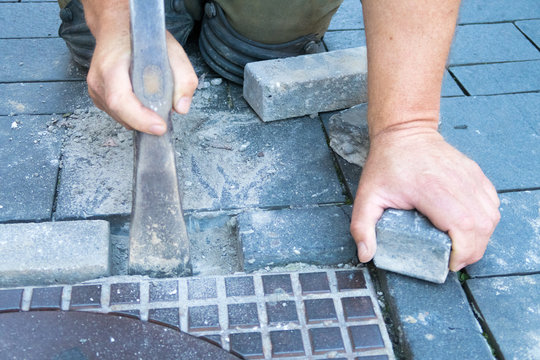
[467,274,540,360]
[458,0,540,24]
[440,93,540,191]
[380,271,493,360]
[516,19,540,48]
[0,115,63,222]
[0,220,110,287]
[0,81,91,116]
[0,2,60,38]
[0,38,86,82]
[449,23,540,65]
[328,0,364,30]
[323,30,366,51]
[374,209,451,284]
[441,71,464,97]
[450,60,540,95]
[467,190,540,277]
[239,206,357,272]
[56,100,345,219]
[243,47,368,122]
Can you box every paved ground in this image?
[0,0,539,359]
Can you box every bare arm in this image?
[351,0,500,271]
[81,0,198,134]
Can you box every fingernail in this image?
[358,242,369,262]
[176,96,192,114]
[149,123,166,135]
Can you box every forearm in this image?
[362,0,461,138]
[81,0,130,41]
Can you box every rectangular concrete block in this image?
[0,220,110,287]
[243,47,367,122]
[374,209,451,284]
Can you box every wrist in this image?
[367,106,440,141]
[81,0,130,42]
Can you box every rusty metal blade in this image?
[128,0,191,277]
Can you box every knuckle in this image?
[477,217,494,236]
[456,214,475,232]
[184,73,198,92]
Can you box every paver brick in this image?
[0,81,91,116]
[298,272,331,294]
[270,330,305,357]
[229,332,264,359]
[30,287,62,310]
[0,115,63,222]
[243,47,367,122]
[458,0,540,24]
[379,271,492,360]
[323,30,366,51]
[441,71,464,97]
[467,274,540,360]
[187,278,217,300]
[449,23,540,65]
[240,207,357,272]
[148,307,180,330]
[0,220,110,287]
[342,296,376,321]
[304,298,338,324]
[467,190,540,277]
[0,2,61,38]
[262,274,293,296]
[109,283,140,305]
[225,276,255,297]
[450,60,540,95]
[329,0,364,30]
[70,285,101,309]
[516,20,540,48]
[310,327,345,354]
[349,325,385,352]
[336,270,366,291]
[0,289,23,312]
[149,280,179,303]
[188,305,220,331]
[266,301,298,324]
[374,209,451,284]
[440,93,540,191]
[228,303,259,328]
[0,38,85,82]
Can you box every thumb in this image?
[350,192,385,263]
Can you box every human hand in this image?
[87,28,198,135]
[350,126,500,271]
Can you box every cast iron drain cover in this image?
[0,311,240,359]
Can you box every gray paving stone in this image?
[329,0,364,30]
[449,23,540,65]
[243,47,368,122]
[516,19,540,48]
[458,0,540,24]
[323,30,366,51]
[442,70,464,97]
[467,190,540,277]
[375,209,451,284]
[0,81,91,116]
[467,274,540,360]
[440,93,540,191]
[450,60,540,95]
[55,100,346,218]
[0,38,86,82]
[239,206,357,271]
[380,271,493,360]
[0,220,110,287]
[0,2,60,38]
[0,115,63,222]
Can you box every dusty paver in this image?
[467,274,540,360]
[0,220,110,287]
[0,115,63,222]
[0,2,61,38]
[457,0,540,24]
[467,190,540,278]
[450,60,540,95]
[328,0,364,31]
[379,271,493,360]
[440,93,540,191]
[239,206,357,271]
[516,19,540,47]
[449,23,540,65]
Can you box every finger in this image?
[166,32,198,114]
[350,188,386,263]
[106,70,167,135]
